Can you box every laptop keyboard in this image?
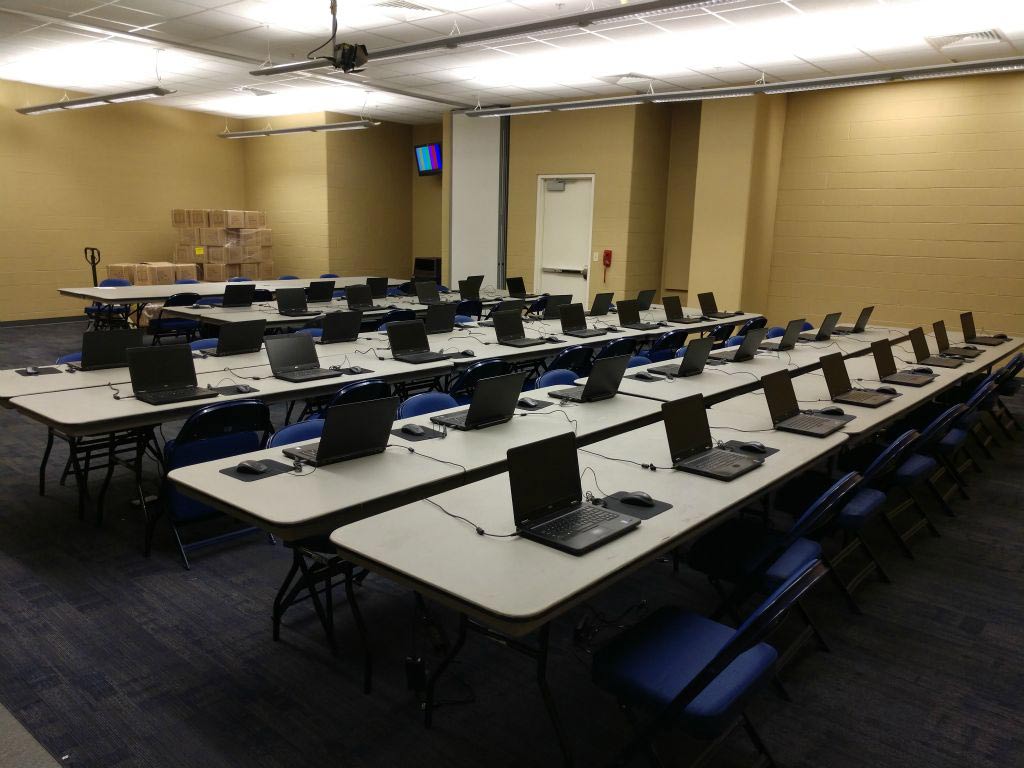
[684,450,744,471]
[841,390,888,404]
[285,368,338,381]
[784,414,836,431]
[434,411,468,427]
[551,386,584,401]
[397,351,444,362]
[887,373,929,385]
[533,505,616,540]
[140,386,213,404]
[566,328,605,337]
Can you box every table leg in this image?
[68,438,87,521]
[343,562,372,694]
[39,428,55,496]
[423,613,468,728]
[96,436,118,527]
[533,623,574,768]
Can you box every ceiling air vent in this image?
[372,0,441,20]
[927,29,1007,51]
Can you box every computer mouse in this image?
[819,406,845,416]
[739,442,768,454]
[620,491,655,508]
[964,345,978,350]
[657,321,669,327]
[349,365,368,374]
[876,386,898,395]
[605,325,620,332]
[234,384,256,394]
[995,333,1009,339]
[546,336,562,343]
[24,366,39,376]
[401,423,426,437]
[236,460,269,475]
[911,366,933,374]
[462,350,476,357]
[518,397,540,409]
[634,372,659,381]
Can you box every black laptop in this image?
[465,275,485,292]
[871,339,936,387]
[712,328,768,362]
[798,312,841,342]
[698,292,741,319]
[72,328,145,370]
[549,355,629,403]
[457,280,479,300]
[960,312,1006,346]
[222,283,256,308]
[493,310,546,347]
[506,276,537,300]
[128,345,218,406]
[319,310,362,344]
[415,280,453,306]
[908,326,962,368]
[387,320,447,364]
[345,284,375,311]
[760,319,804,352]
[588,292,614,317]
[617,299,659,330]
[662,295,702,324]
[366,277,389,299]
[636,289,656,312]
[424,302,457,334]
[265,334,343,382]
[542,294,572,320]
[479,299,526,326]
[834,306,873,334]
[762,370,847,437]
[665,394,762,480]
[430,371,529,430]
[211,319,266,356]
[277,287,320,318]
[650,337,714,377]
[306,280,336,304]
[820,352,895,407]
[559,303,606,338]
[509,432,640,556]
[933,320,981,359]
[282,397,399,467]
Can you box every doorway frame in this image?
[533,173,595,300]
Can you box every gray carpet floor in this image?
[0,320,1021,768]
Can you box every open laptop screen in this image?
[276,287,307,313]
[366,277,388,299]
[559,303,587,332]
[346,284,373,309]
[415,281,440,304]
[820,352,852,397]
[636,289,656,311]
[697,292,718,315]
[265,334,319,372]
[80,328,144,369]
[960,312,977,340]
[662,295,683,321]
[387,320,431,354]
[223,283,255,308]
[128,345,196,394]
[506,276,527,297]
[908,327,930,361]
[492,310,525,342]
[306,280,335,303]
[762,370,800,423]
[871,340,897,378]
[662,394,712,462]
[508,432,581,527]
[616,299,641,325]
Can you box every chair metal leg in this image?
[39,428,55,496]
[937,453,970,499]
[741,713,778,768]
[272,551,301,641]
[170,521,191,570]
[295,555,333,650]
[797,599,831,652]
[882,509,916,559]
[858,532,893,584]
[907,486,942,537]
[825,556,863,614]
[926,478,956,517]
[424,613,468,728]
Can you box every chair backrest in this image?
[189,338,219,351]
[536,368,578,388]
[787,472,862,543]
[801,321,814,331]
[99,278,131,287]
[526,295,548,315]
[628,355,651,368]
[456,299,483,319]
[449,358,509,397]
[228,277,253,282]
[377,309,416,329]
[595,337,635,361]
[56,351,83,365]
[175,278,200,284]
[268,418,325,448]
[766,326,786,339]
[965,378,997,411]
[296,327,323,338]
[455,314,473,325]
[279,275,299,280]
[651,329,689,353]
[162,292,201,309]
[320,273,339,278]
[171,399,273,449]
[724,335,744,347]
[398,392,458,418]
[547,345,594,374]
[708,324,733,342]
[327,379,392,409]
[917,404,968,450]
[862,430,920,485]
[740,317,767,334]
[674,346,687,358]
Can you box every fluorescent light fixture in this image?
[555,99,645,111]
[651,91,755,103]
[763,78,891,95]
[900,62,1024,80]
[220,119,380,139]
[16,86,175,115]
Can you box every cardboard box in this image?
[199,228,229,246]
[202,246,222,265]
[171,209,188,227]
[257,211,267,227]
[174,245,209,264]
[187,209,210,228]
[239,262,260,280]
[244,210,261,228]
[210,209,246,228]
[107,263,137,283]
[203,262,227,282]
[223,245,242,264]
[178,228,201,245]
[174,263,198,282]
[260,229,273,246]
[258,260,276,280]
[136,261,176,286]
[234,228,262,246]
[225,263,241,280]
[241,245,262,263]
[260,247,273,263]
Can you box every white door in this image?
[534,176,593,302]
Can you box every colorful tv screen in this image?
[415,143,442,176]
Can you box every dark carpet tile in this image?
[1,322,1023,767]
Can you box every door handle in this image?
[541,267,587,275]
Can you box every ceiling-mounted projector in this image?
[334,43,369,73]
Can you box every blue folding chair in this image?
[84,278,132,330]
[155,400,273,569]
[448,359,509,404]
[398,392,458,418]
[278,275,299,280]
[628,355,651,368]
[376,309,416,330]
[228,276,253,282]
[739,316,767,335]
[593,560,829,768]
[801,321,814,331]
[545,345,593,375]
[647,329,689,362]
[595,337,636,361]
[175,278,200,284]
[56,352,83,365]
[149,293,201,344]
[724,335,744,348]
[190,338,218,352]
[456,299,483,319]
[320,273,339,279]
[765,326,786,339]
[269,419,324,448]
[536,369,577,388]
[296,327,323,339]
[707,324,734,348]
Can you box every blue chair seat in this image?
[763,538,821,590]
[85,304,129,315]
[164,433,261,522]
[895,453,937,485]
[837,488,887,530]
[937,427,969,454]
[592,607,777,739]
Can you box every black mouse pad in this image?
[16,367,61,376]
[516,400,554,411]
[599,492,673,520]
[719,440,780,458]
[626,373,667,383]
[220,459,294,482]
[210,385,259,395]
[391,426,444,442]
[333,367,375,375]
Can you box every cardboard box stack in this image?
[166,209,273,282]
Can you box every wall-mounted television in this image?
[415,143,442,176]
